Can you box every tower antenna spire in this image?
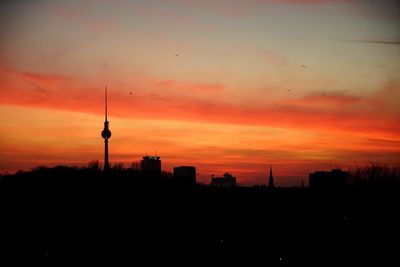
[105,86,108,122]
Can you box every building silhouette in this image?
[210,173,237,187]
[101,86,111,172]
[309,169,348,189]
[140,156,161,175]
[268,167,274,188]
[173,166,196,185]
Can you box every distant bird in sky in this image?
[287,89,291,92]
[321,92,327,96]
[301,65,306,68]
[175,54,178,57]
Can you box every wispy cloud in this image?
[358,40,400,45]
[47,4,112,32]
[259,0,350,4]
[123,1,189,22]
[20,72,70,84]
[332,36,400,46]
[156,80,227,93]
[25,81,49,95]
[260,49,289,66]
[279,92,362,106]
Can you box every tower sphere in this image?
[102,128,111,139]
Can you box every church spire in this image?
[268,166,274,188]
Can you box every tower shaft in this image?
[104,138,109,171]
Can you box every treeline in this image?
[0,161,185,189]
[348,163,400,187]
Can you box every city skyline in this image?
[0,0,399,186]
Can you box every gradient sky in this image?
[1,0,399,185]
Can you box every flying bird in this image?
[301,65,306,68]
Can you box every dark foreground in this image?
[1,171,399,265]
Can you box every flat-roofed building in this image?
[141,156,161,176]
[173,166,196,185]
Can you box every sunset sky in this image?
[0,0,399,185]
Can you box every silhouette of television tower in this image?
[101,86,112,172]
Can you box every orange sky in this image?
[0,0,399,185]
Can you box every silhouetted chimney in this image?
[268,167,274,188]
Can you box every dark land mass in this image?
[1,166,399,265]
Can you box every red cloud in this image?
[1,68,399,139]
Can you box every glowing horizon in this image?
[0,0,399,185]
